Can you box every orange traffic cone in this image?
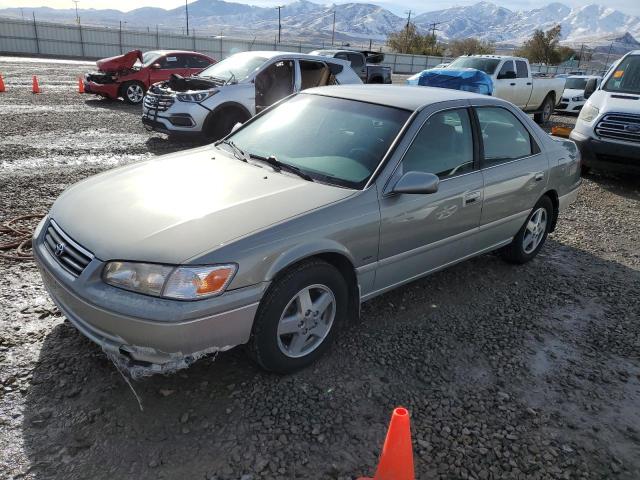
[78,76,84,93]
[32,75,40,94]
[0,73,5,93]
[359,407,415,480]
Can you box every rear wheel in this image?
[121,81,145,105]
[500,196,553,264]
[534,95,554,124]
[247,260,347,374]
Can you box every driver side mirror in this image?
[498,70,516,80]
[584,77,598,99]
[391,171,439,195]
[151,63,161,70]
[231,122,243,133]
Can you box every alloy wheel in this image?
[523,207,547,254]
[276,284,336,358]
[127,84,144,104]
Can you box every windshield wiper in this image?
[216,139,248,162]
[249,154,314,182]
[225,71,237,85]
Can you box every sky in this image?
[0,0,638,17]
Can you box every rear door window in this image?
[347,53,364,70]
[476,107,534,166]
[299,60,333,89]
[187,55,212,69]
[159,55,188,69]
[515,60,528,78]
[401,108,475,179]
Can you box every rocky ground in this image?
[0,57,639,480]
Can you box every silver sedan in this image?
[34,85,581,374]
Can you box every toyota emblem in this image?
[54,242,66,257]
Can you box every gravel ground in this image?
[1,57,639,480]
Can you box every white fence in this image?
[0,17,602,75]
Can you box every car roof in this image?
[146,50,210,56]
[567,74,600,79]
[234,50,347,62]
[304,85,488,111]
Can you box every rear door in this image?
[493,60,518,105]
[148,54,189,84]
[375,102,484,292]
[514,60,533,108]
[297,60,333,90]
[473,102,548,246]
[185,54,214,77]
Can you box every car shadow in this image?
[19,239,640,479]
[145,135,208,156]
[83,98,142,114]
[583,170,640,201]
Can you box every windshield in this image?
[225,94,411,189]
[565,78,589,90]
[603,55,640,95]
[142,51,162,66]
[198,53,268,82]
[447,57,500,74]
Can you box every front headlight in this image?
[103,262,236,300]
[571,95,584,102]
[176,90,218,103]
[578,102,599,123]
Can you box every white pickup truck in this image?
[447,55,566,124]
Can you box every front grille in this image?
[143,93,175,112]
[595,113,640,143]
[43,220,94,277]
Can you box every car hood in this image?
[590,90,640,115]
[96,49,142,73]
[562,88,584,98]
[50,146,354,264]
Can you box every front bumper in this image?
[142,99,208,135]
[33,218,265,369]
[556,99,584,113]
[83,80,119,99]
[570,130,640,174]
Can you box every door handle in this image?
[526,82,532,85]
[534,172,544,181]
[510,82,516,86]
[463,191,481,205]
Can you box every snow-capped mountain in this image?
[0,0,638,46]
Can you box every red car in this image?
[83,50,216,105]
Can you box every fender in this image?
[204,101,252,118]
[265,239,357,282]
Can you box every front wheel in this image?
[247,260,347,374]
[534,95,554,124]
[121,81,145,105]
[500,196,553,264]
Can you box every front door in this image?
[375,106,483,291]
[148,54,189,84]
[493,60,518,105]
[255,59,295,113]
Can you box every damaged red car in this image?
[83,49,216,105]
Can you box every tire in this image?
[534,95,554,124]
[204,107,249,141]
[247,259,348,374]
[500,195,553,264]
[121,81,145,105]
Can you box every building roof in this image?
[305,85,487,111]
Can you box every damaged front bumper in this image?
[33,220,265,376]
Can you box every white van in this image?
[570,50,640,174]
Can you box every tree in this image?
[448,38,495,57]
[515,24,563,64]
[387,22,445,56]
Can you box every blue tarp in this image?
[406,68,493,95]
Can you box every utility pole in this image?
[577,43,585,69]
[276,5,284,43]
[403,10,412,54]
[428,21,442,55]
[604,41,613,67]
[185,0,189,36]
[72,0,80,24]
[331,10,336,46]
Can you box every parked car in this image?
[142,51,362,140]
[556,75,602,113]
[309,49,392,84]
[34,85,581,375]
[84,49,216,104]
[570,50,640,174]
[446,55,566,123]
